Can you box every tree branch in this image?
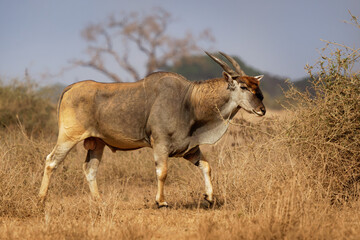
[74,7,214,82]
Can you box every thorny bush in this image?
[283,16,360,201]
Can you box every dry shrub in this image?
[282,33,360,200]
[0,80,57,136]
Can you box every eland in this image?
[38,52,266,207]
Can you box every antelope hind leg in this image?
[38,141,76,203]
[83,137,105,201]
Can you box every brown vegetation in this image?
[0,80,57,136]
[0,15,359,240]
[1,107,359,239]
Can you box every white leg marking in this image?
[199,160,213,203]
[39,141,76,202]
[83,141,104,200]
[153,149,168,207]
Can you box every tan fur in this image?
[191,78,229,120]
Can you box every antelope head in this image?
[205,51,266,116]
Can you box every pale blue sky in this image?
[0,0,359,85]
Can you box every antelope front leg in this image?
[184,147,213,204]
[153,146,169,208]
[198,160,213,203]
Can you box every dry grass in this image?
[0,108,359,239]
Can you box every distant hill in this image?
[161,54,311,109]
[42,54,311,110]
[161,54,261,81]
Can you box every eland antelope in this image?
[38,52,266,207]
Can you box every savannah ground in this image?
[1,107,359,239]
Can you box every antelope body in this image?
[39,52,266,207]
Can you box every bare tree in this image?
[74,8,214,82]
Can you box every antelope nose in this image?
[260,107,266,116]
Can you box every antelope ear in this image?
[223,71,237,90]
[223,71,239,82]
[254,75,264,81]
[223,71,232,83]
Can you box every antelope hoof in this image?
[38,195,46,205]
[91,195,102,202]
[37,196,46,210]
[156,201,169,209]
[204,194,214,205]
